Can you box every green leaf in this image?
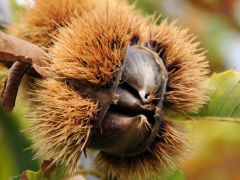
[167,169,186,180]
[9,0,26,23]
[128,0,160,15]
[18,160,66,180]
[169,70,240,122]
[0,109,39,179]
[199,70,240,118]
[148,169,186,180]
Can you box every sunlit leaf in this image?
[198,70,240,119]
[168,70,240,122]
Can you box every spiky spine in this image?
[11,0,209,177]
[48,0,143,85]
[27,0,144,173]
[10,0,97,47]
[28,79,98,172]
[145,20,209,112]
[95,121,187,179]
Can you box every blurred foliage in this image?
[0,109,39,180]
[0,2,38,180]
[183,120,240,180]
[184,71,240,180]
[166,71,240,179]
[150,169,186,180]
[129,0,240,73]
[0,66,38,180]
[167,170,186,180]
[8,0,25,22]
[128,0,159,15]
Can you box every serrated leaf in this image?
[198,70,240,118]
[169,70,240,122]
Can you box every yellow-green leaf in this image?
[199,70,240,118]
[170,70,240,122]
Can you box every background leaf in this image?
[195,70,240,121]
[167,70,240,122]
[167,169,186,180]
[0,109,39,179]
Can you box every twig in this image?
[1,61,30,112]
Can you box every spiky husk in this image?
[13,0,209,176]
[144,20,209,112]
[10,0,97,47]
[27,79,98,172]
[24,0,144,173]
[95,121,187,179]
[11,0,209,111]
[48,0,143,85]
